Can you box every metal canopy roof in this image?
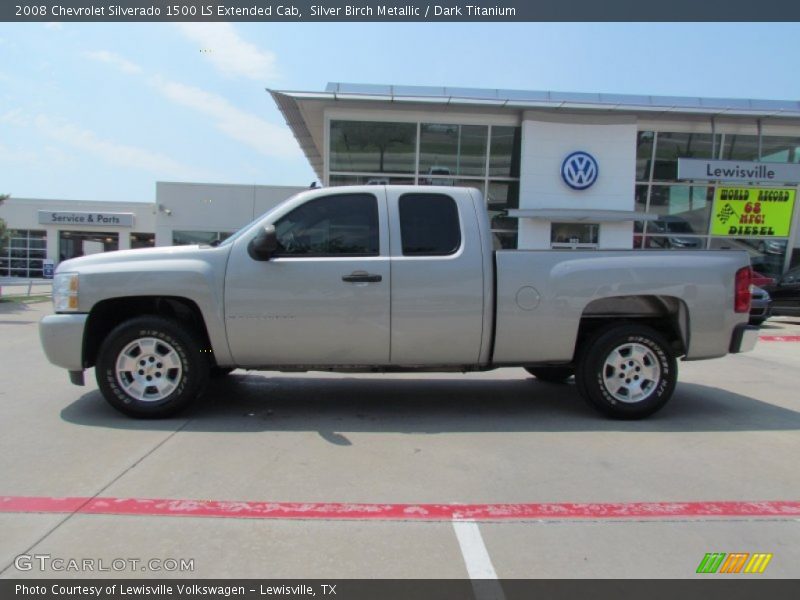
[318,82,800,118]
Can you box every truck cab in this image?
[223,186,492,367]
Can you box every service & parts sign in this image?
[711,187,796,237]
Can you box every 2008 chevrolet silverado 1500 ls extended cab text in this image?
[40,186,758,419]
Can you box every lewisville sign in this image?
[678,158,800,184]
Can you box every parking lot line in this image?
[453,520,505,599]
[453,520,499,579]
[1,496,799,521]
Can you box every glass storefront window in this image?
[761,136,800,163]
[422,177,485,196]
[722,135,800,164]
[487,181,520,212]
[653,132,719,181]
[644,235,706,250]
[489,126,521,178]
[636,131,655,181]
[633,221,646,248]
[327,120,522,250]
[647,185,712,235]
[487,180,519,235]
[329,175,415,186]
[708,237,788,278]
[635,185,648,213]
[551,223,599,246]
[59,231,117,262]
[419,123,488,178]
[130,233,155,249]
[493,232,517,250]
[0,229,47,277]
[330,120,416,174]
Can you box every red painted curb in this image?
[1,496,799,521]
[759,335,800,342]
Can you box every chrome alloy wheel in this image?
[115,337,183,402]
[601,342,661,404]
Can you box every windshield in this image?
[216,214,263,247]
[217,192,303,248]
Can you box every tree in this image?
[338,123,414,173]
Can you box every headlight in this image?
[53,272,80,312]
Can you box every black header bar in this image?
[4,579,800,600]
[4,0,800,22]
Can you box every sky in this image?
[1,22,799,203]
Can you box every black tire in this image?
[210,366,235,378]
[524,366,574,383]
[749,317,766,327]
[575,324,677,420]
[95,316,209,418]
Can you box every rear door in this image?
[387,189,488,365]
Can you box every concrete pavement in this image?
[1,301,799,579]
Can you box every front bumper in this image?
[39,313,88,371]
[729,324,759,353]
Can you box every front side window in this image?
[399,193,461,256]
[274,193,379,256]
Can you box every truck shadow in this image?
[60,372,800,435]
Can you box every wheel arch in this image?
[576,295,689,360]
[83,296,215,368]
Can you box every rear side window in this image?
[399,193,461,256]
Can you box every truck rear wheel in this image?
[95,316,209,418]
[524,366,574,383]
[575,324,677,419]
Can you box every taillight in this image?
[735,266,752,313]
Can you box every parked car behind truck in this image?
[762,266,800,317]
[40,186,758,420]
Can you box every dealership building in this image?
[2,81,800,279]
[0,183,305,278]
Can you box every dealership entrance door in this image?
[59,231,118,262]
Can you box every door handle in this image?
[342,272,382,283]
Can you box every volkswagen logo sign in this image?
[561,151,599,190]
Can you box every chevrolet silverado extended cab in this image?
[40,186,758,419]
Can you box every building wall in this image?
[155,182,306,246]
[0,197,156,274]
[0,183,306,277]
[518,112,637,250]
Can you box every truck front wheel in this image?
[575,324,677,419]
[95,316,209,418]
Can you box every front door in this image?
[224,191,391,366]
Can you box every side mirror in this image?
[247,225,278,261]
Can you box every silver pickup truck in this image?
[40,185,757,419]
